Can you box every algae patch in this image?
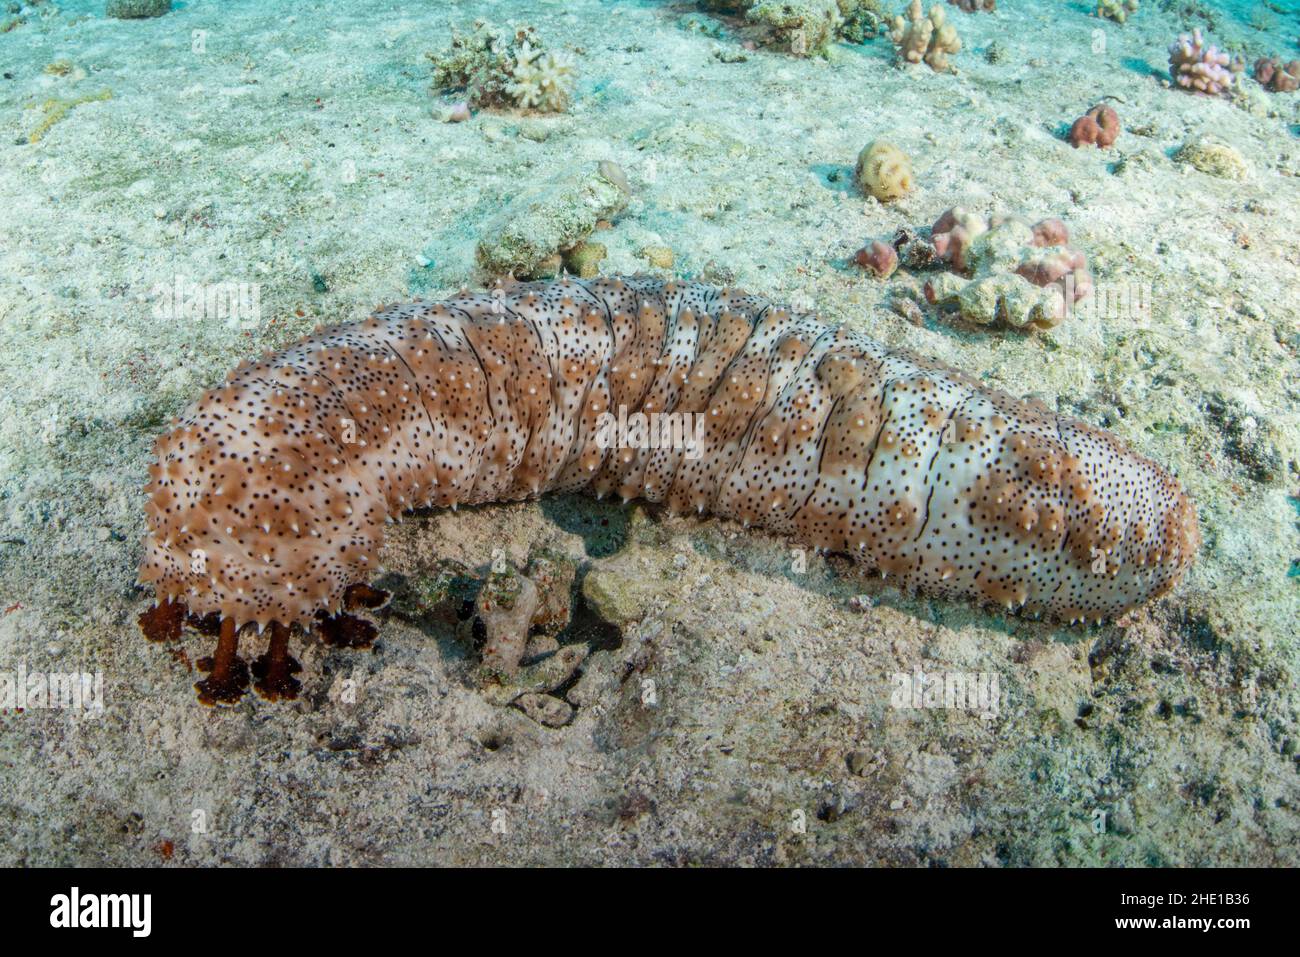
[25,90,113,144]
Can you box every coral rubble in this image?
[895,209,1094,330]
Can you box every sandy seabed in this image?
[0,0,1296,865]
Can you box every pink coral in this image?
[854,240,899,279]
[1254,56,1300,93]
[1068,104,1120,149]
[930,207,988,271]
[1168,29,1239,96]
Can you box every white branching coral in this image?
[506,41,576,113]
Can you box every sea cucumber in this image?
[138,277,1198,703]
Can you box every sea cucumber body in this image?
[140,277,1198,629]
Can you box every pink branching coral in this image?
[1168,29,1240,96]
[1068,104,1120,149]
[1254,56,1300,93]
[890,0,962,72]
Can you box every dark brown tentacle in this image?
[315,610,378,649]
[195,617,250,705]
[138,597,185,643]
[253,621,302,702]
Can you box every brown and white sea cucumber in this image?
[138,276,1198,703]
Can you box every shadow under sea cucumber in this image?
[137,277,1199,704]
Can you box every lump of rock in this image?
[1174,137,1248,180]
[475,162,631,278]
[107,0,170,18]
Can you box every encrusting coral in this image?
[1254,56,1300,93]
[427,21,576,113]
[1168,28,1240,96]
[890,0,961,72]
[882,209,1094,330]
[1095,0,1138,23]
[855,139,915,201]
[1068,104,1120,149]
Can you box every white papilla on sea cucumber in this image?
[138,277,1198,700]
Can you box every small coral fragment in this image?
[1254,56,1300,93]
[1094,0,1137,23]
[854,139,915,201]
[947,0,994,11]
[1068,103,1120,149]
[1168,28,1240,96]
[427,21,575,113]
[854,239,899,278]
[477,567,539,677]
[505,41,576,112]
[26,89,113,144]
[890,0,961,72]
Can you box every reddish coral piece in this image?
[1068,104,1120,149]
[854,240,899,279]
[1254,56,1300,93]
[930,207,987,272]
